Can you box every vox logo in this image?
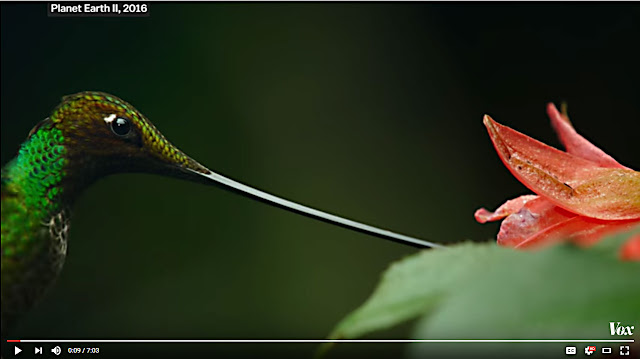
[610,322,634,336]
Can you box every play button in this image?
[14,346,22,355]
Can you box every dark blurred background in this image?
[2,3,639,358]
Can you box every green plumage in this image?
[2,125,69,333]
[8,127,67,216]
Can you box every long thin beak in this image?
[180,164,443,249]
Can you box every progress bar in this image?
[7,339,636,343]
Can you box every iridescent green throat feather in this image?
[7,126,67,220]
[2,123,70,334]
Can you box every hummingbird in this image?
[1,91,442,336]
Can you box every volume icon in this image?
[51,346,62,355]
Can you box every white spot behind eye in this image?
[103,114,117,124]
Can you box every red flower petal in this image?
[492,196,639,250]
[514,214,639,249]
[483,116,640,220]
[547,103,629,169]
[474,195,538,223]
[496,197,576,247]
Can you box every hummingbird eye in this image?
[111,117,132,137]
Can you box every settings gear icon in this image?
[585,346,596,355]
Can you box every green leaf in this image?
[330,229,640,348]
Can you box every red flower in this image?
[475,103,640,260]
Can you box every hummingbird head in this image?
[45,91,213,194]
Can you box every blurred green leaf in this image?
[330,229,640,343]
